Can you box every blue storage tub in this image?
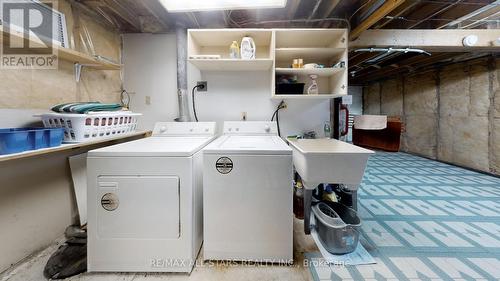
[0,128,65,155]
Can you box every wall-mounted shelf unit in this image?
[275,67,344,77]
[0,131,150,162]
[0,26,121,81]
[188,58,273,71]
[187,28,348,100]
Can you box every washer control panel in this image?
[223,121,278,135]
[153,122,216,136]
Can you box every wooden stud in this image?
[349,0,406,40]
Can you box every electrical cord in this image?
[191,84,204,122]
[271,100,286,137]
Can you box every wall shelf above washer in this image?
[275,67,345,77]
[271,94,344,100]
[0,27,122,71]
[187,28,348,100]
[275,48,345,62]
[188,59,273,71]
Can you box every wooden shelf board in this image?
[275,48,346,61]
[275,67,345,77]
[271,94,345,99]
[274,29,347,48]
[189,29,273,46]
[0,26,121,70]
[188,59,273,71]
[0,131,151,162]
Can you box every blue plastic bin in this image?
[0,128,65,155]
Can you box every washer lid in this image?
[88,136,215,157]
[203,135,292,155]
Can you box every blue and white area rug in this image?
[307,151,500,281]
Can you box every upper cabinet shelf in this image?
[275,48,345,62]
[275,67,344,77]
[0,26,121,71]
[188,58,273,71]
[187,28,348,99]
[274,29,347,48]
[188,29,273,60]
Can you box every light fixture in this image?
[462,35,478,47]
[158,0,287,12]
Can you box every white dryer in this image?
[87,122,216,273]
[203,121,293,262]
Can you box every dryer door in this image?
[97,175,180,239]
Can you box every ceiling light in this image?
[159,0,287,12]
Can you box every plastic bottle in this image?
[229,41,239,59]
[324,121,331,138]
[307,74,318,95]
[322,184,338,202]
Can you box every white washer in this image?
[203,121,293,262]
[87,122,216,273]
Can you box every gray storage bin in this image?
[312,201,361,254]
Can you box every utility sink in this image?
[287,138,374,235]
[288,138,374,189]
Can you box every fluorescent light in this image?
[159,0,287,12]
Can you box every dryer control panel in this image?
[153,122,216,136]
[223,121,278,135]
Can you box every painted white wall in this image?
[123,33,179,130]
[123,33,330,137]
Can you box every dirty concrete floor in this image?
[0,218,317,281]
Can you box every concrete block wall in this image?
[363,57,499,175]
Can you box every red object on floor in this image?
[353,119,402,152]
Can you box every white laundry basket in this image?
[40,111,141,143]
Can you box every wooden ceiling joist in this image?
[349,0,406,40]
[103,0,141,31]
[350,29,500,52]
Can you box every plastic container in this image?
[0,128,64,155]
[276,83,305,95]
[312,201,361,254]
[39,111,141,143]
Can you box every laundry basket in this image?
[39,111,141,143]
[312,201,361,254]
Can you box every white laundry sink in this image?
[288,139,374,188]
[288,138,374,235]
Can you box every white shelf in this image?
[187,28,348,100]
[188,59,273,71]
[275,48,345,61]
[274,29,347,48]
[0,131,151,162]
[275,67,345,77]
[271,94,344,100]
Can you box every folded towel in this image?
[51,102,123,114]
[354,115,387,130]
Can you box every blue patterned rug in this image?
[307,151,500,281]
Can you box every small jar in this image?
[298,58,304,68]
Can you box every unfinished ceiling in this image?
[73,0,500,85]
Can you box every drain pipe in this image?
[175,26,191,122]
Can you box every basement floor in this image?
[1,152,499,281]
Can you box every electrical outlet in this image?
[197,81,208,92]
[241,112,247,121]
[145,96,151,105]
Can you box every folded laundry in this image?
[51,102,123,114]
